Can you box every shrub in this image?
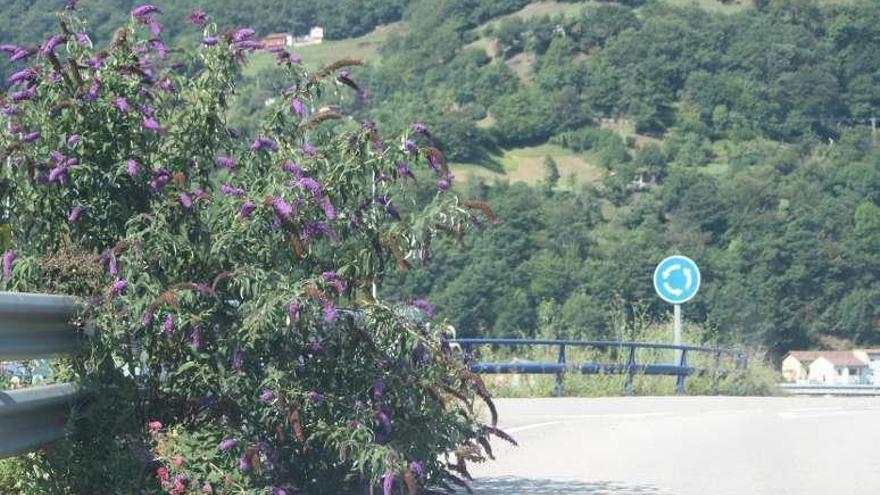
[1,5,505,494]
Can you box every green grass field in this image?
[243,23,398,76]
[451,143,604,186]
[661,0,754,13]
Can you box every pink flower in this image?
[148,420,162,433]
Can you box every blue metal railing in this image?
[452,338,748,396]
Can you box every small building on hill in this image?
[292,27,325,47]
[263,33,294,50]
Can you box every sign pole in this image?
[673,303,682,364]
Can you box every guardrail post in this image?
[675,348,688,394]
[624,345,636,396]
[554,344,566,397]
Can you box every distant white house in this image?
[782,350,870,385]
[293,27,325,48]
[856,349,880,385]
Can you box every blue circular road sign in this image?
[653,255,701,304]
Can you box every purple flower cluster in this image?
[41,34,67,55]
[2,250,16,281]
[320,197,336,220]
[260,390,275,403]
[322,301,336,323]
[131,4,161,18]
[110,279,129,297]
[410,461,424,478]
[218,438,237,451]
[282,162,303,177]
[221,183,246,197]
[217,155,236,169]
[411,122,430,136]
[322,272,347,293]
[179,192,193,209]
[307,390,323,403]
[288,301,300,324]
[232,28,256,42]
[413,299,434,318]
[270,197,294,221]
[238,201,257,219]
[235,40,264,51]
[68,206,84,224]
[250,136,277,153]
[187,9,207,27]
[126,159,139,177]
[291,99,305,117]
[163,315,175,336]
[11,87,35,102]
[383,472,394,495]
[192,323,201,350]
[293,177,322,197]
[396,161,415,180]
[115,96,130,113]
[149,168,171,193]
[142,117,162,133]
[7,68,37,86]
[9,48,34,63]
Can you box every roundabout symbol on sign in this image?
[653,255,701,305]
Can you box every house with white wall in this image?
[782,350,870,384]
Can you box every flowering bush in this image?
[0,5,506,494]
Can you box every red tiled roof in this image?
[786,350,868,367]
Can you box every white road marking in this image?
[705,409,765,415]
[779,410,868,419]
[506,412,675,433]
[787,407,842,413]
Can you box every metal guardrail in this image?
[0,292,81,459]
[778,383,880,396]
[453,338,748,396]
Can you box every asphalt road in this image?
[466,396,880,495]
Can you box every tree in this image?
[1,6,505,494]
[542,155,560,192]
